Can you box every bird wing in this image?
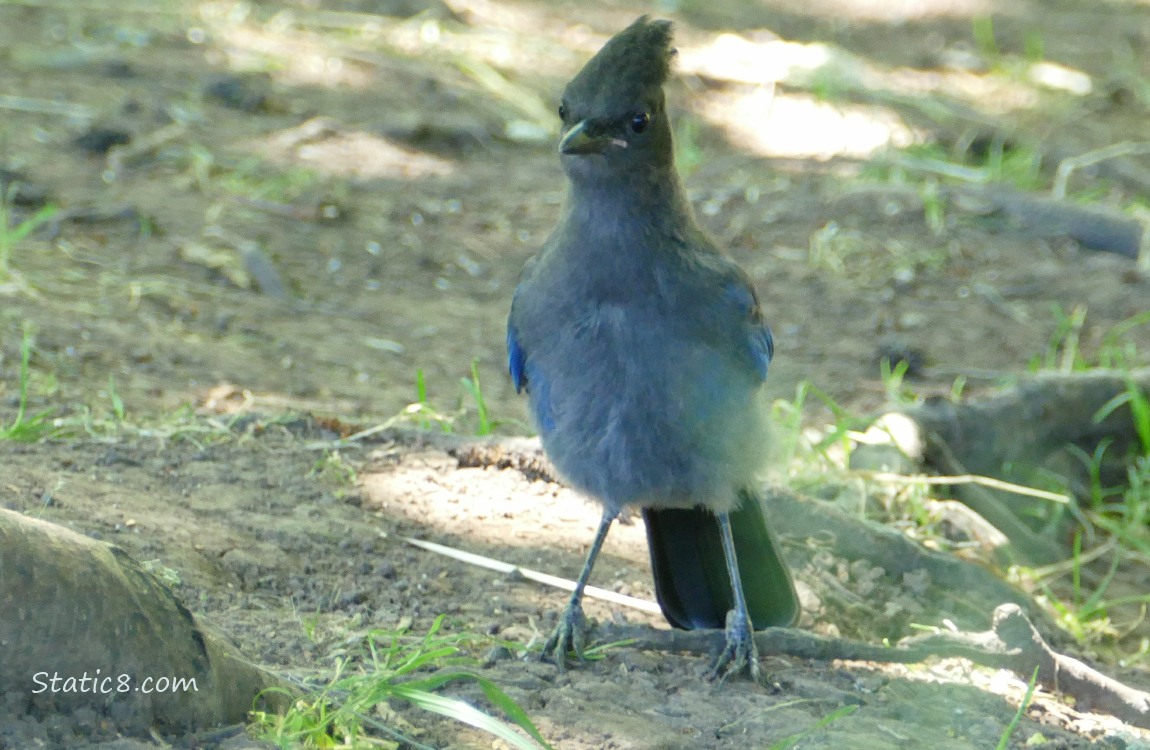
[722,276,774,382]
[506,319,527,393]
[507,256,558,433]
[681,246,773,383]
[506,255,538,394]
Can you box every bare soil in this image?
[3,0,1150,748]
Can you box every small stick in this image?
[404,536,664,616]
[855,470,1071,505]
[1053,141,1150,200]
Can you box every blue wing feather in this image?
[750,325,773,380]
[507,323,527,393]
[722,281,773,381]
[507,319,556,433]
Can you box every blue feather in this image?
[722,282,773,381]
[506,323,527,393]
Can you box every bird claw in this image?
[540,600,588,670]
[707,607,760,683]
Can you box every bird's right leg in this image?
[709,510,762,682]
[542,507,618,670]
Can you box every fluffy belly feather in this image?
[528,307,767,514]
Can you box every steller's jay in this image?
[507,16,799,679]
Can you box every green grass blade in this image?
[768,704,858,750]
[996,667,1039,750]
[7,203,58,244]
[1,326,56,441]
[401,671,552,749]
[390,646,462,677]
[461,359,493,435]
[390,684,551,750]
[1124,378,1150,455]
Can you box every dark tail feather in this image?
[643,489,799,630]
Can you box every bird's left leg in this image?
[709,510,761,681]
[541,507,617,670]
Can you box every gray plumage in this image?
[507,16,798,679]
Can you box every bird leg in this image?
[541,507,618,669]
[708,510,761,682]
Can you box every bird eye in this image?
[630,113,650,134]
[558,104,567,121]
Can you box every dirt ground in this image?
[3,0,1150,748]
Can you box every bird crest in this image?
[566,16,676,105]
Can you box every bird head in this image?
[557,17,677,185]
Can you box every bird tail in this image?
[643,489,799,630]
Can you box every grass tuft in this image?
[1,326,56,442]
[398,361,523,436]
[252,615,552,749]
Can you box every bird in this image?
[506,16,799,679]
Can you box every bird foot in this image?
[540,600,588,670]
[707,607,760,683]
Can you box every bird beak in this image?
[559,120,627,156]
